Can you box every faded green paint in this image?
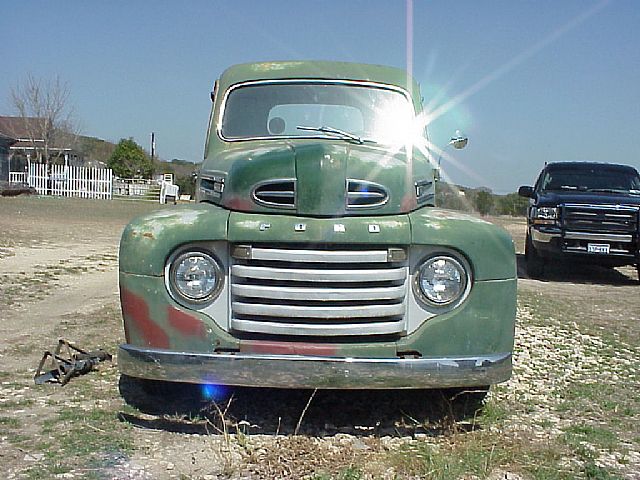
[121,273,398,359]
[295,143,347,216]
[409,209,516,280]
[216,61,422,110]
[397,279,516,356]
[206,140,429,217]
[119,273,238,353]
[119,204,229,276]
[223,143,296,211]
[119,273,514,359]
[201,60,434,218]
[227,211,411,245]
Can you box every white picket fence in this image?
[28,164,113,199]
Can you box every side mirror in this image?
[518,186,534,198]
[449,130,468,150]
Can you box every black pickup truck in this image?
[518,162,640,281]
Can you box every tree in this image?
[10,74,80,165]
[474,190,494,216]
[108,138,154,178]
[175,174,196,197]
[496,192,528,216]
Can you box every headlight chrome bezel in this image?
[165,248,224,307]
[413,253,472,311]
[531,206,558,225]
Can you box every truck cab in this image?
[117,61,516,391]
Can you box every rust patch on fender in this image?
[121,289,170,348]
[240,340,337,356]
[400,193,417,212]
[167,306,206,337]
[225,196,255,211]
[142,232,154,239]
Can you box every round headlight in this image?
[168,251,222,304]
[416,255,469,307]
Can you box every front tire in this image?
[525,233,545,278]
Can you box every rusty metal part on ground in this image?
[34,339,112,386]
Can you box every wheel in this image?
[525,233,545,278]
[636,263,640,284]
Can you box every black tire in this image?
[525,233,545,278]
[636,263,640,284]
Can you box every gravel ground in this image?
[0,199,638,479]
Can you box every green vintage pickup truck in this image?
[118,61,516,391]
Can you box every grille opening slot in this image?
[252,179,296,208]
[347,179,389,208]
[233,331,403,344]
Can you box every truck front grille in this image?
[562,204,639,233]
[561,204,639,255]
[230,245,408,337]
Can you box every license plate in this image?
[587,243,610,254]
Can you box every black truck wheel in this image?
[525,233,545,278]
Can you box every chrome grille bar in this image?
[232,284,406,301]
[233,302,405,319]
[231,319,405,337]
[231,265,406,283]
[250,247,389,263]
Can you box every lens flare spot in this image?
[200,383,229,401]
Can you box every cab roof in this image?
[546,162,639,174]
[217,61,420,98]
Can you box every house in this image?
[0,132,17,182]
[0,116,81,175]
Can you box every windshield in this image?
[540,168,640,193]
[220,81,416,145]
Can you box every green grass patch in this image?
[32,403,134,476]
[389,433,509,479]
[563,424,618,453]
[0,416,20,428]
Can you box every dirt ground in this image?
[0,197,638,479]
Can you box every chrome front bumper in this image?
[118,344,512,389]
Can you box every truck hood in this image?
[536,191,640,207]
[207,140,418,216]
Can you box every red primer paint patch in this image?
[240,340,337,356]
[167,306,206,337]
[225,196,255,211]
[400,193,417,212]
[121,289,169,348]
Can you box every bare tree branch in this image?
[9,74,80,165]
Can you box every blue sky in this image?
[2,0,638,193]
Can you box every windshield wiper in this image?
[296,125,372,145]
[586,188,630,194]
[547,185,586,191]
